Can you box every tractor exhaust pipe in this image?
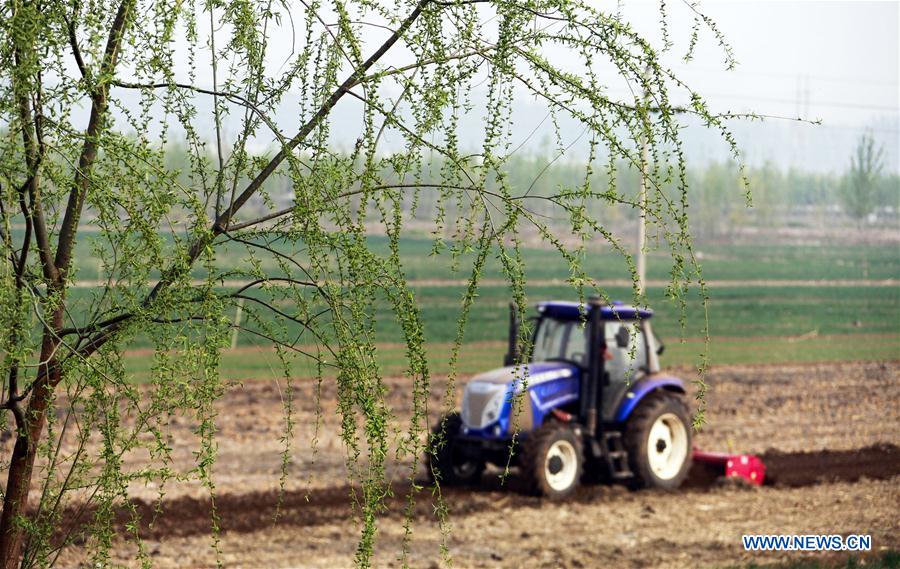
[583,296,605,435]
[504,302,520,367]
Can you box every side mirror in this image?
[615,326,630,349]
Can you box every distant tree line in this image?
[158,138,899,241]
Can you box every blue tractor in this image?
[428,297,693,498]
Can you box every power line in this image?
[602,88,897,114]
[790,122,899,134]
[672,66,899,88]
[694,92,898,113]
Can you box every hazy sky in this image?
[610,1,899,171]
[621,1,898,126]
[345,0,900,172]
[115,1,900,173]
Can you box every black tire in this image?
[520,422,584,499]
[426,413,485,486]
[624,391,693,490]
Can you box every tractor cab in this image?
[524,301,663,421]
[429,297,693,498]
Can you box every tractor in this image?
[427,297,694,498]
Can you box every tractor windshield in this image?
[531,317,588,365]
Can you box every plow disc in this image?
[692,450,766,486]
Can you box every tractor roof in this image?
[536,300,653,321]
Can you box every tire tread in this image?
[521,422,584,499]
[623,391,692,490]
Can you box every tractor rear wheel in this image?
[427,413,485,486]
[521,422,584,499]
[624,392,692,489]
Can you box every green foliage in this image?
[0,0,746,566]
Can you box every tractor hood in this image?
[460,362,580,433]
[467,361,579,387]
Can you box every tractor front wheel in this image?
[521,422,584,499]
[624,392,692,489]
[427,413,485,486]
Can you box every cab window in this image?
[604,322,646,384]
[532,317,588,365]
[601,321,647,420]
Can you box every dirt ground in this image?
[20,360,900,567]
[70,477,898,569]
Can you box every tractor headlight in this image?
[461,381,510,430]
[482,390,505,425]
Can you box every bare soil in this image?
[16,360,900,567]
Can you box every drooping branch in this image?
[2,0,139,438]
[210,0,429,237]
[74,0,431,357]
[110,80,287,141]
[54,0,137,280]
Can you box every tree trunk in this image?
[0,314,62,568]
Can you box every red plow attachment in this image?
[692,450,766,486]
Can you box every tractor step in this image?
[601,431,633,479]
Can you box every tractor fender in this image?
[614,376,686,423]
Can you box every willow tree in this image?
[0,0,740,566]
